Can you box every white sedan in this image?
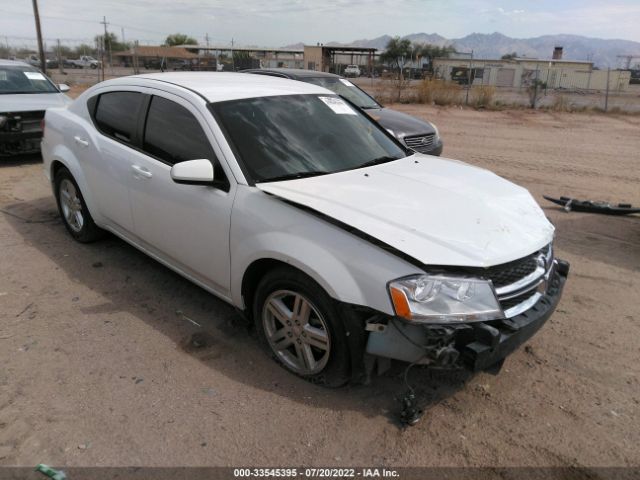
[41,73,568,386]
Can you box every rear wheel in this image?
[54,167,105,243]
[254,267,351,387]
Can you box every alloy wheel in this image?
[262,290,331,375]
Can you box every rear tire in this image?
[54,167,105,243]
[253,266,351,387]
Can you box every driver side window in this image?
[143,96,227,186]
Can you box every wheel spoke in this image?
[293,295,311,325]
[271,327,293,351]
[301,343,316,370]
[303,325,329,350]
[267,298,292,326]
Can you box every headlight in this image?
[431,123,440,140]
[389,274,503,323]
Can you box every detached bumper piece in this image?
[366,259,569,372]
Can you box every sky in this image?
[1,0,639,49]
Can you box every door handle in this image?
[73,136,89,147]
[131,164,153,179]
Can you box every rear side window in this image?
[94,92,144,144]
[143,96,216,166]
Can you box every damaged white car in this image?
[41,73,569,386]
[0,59,71,156]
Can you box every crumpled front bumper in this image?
[365,259,570,372]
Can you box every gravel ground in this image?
[0,105,639,469]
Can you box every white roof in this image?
[106,72,332,103]
[0,59,32,67]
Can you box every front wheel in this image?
[254,267,351,387]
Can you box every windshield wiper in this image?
[354,155,401,169]
[258,170,329,183]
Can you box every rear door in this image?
[83,90,146,234]
[127,93,234,297]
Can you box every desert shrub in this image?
[418,79,462,106]
[552,95,572,112]
[472,85,495,108]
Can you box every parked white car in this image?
[0,59,71,156]
[41,73,568,386]
[343,64,361,77]
[68,56,100,69]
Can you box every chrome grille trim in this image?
[404,133,436,152]
[493,244,554,318]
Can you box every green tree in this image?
[74,43,96,57]
[415,43,456,68]
[380,37,412,71]
[165,33,198,46]
[94,32,129,52]
[501,52,518,60]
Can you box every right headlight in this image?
[388,274,503,324]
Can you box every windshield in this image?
[212,94,405,183]
[0,65,58,94]
[303,77,380,109]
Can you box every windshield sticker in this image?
[339,78,355,87]
[0,71,7,81]
[24,71,46,81]
[318,96,357,115]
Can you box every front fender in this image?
[230,187,423,315]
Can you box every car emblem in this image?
[421,136,428,145]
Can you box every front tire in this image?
[54,167,105,243]
[254,267,351,387]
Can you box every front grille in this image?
[478,244,553,317]
[481,253,539,289]
[404,133,436,153]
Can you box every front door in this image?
[127,93,234,297]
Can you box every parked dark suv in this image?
[243,68,443,156]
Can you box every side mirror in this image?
[170,159,214,185]
[58,84,71,92]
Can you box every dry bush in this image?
[418,79,462,106]
[377,76,419,104]
[551,95,572,112]
[472,85,496,108]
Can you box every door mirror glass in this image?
[170,159,215,185]
[58,83,71,92]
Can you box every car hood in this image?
[257,155,554,268]
[364,107,436,138]
[0,93,71,112]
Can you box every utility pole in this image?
[465,50,473,106]
[100,16,108,81]
[231,37,235,71]
[57,38,63,74]
[604,67,611,112]
[31,0,46,73]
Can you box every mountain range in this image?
[285,32,640,68]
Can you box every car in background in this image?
[243,68,443,156]
[343,64,361,77]
[68,56,100,69]
[0,59,72,156]
[41,73,567,386]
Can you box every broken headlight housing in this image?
[388,274,503,323]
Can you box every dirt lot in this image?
[0,106,639,470]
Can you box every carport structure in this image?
[303,45,377,75]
